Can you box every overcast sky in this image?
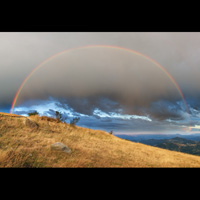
[1,32,200,135]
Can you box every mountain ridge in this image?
[138,137,200,156]
[115,133,200,142]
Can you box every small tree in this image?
[70,117,80,126]
[55,111,62,121]
[55,111,67,123]
[109,130,113,135]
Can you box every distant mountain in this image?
[115,133,200,142]
[115,134,178,142]
[139,137,200,156]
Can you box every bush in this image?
[55,111,67,123]
[109,130,113,135]
[28,111,39,116]
[70,117,80,126]
[55,111,62,121]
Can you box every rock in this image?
[51,142,72,153]
[24,118,39,129]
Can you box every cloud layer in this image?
[1,32,200,105]
[1,32,200,133]
[13,47,184,120]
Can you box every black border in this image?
[0,26,200,32]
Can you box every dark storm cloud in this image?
[54,97,121,116]
[77,114,185,133]
[146,100,185,121]
[1,32,200,123]
[52,96,186,122]
[15,46,181,119]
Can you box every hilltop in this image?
[1,112,200,167]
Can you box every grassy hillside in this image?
[1,112,200,167]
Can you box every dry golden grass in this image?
[1,112,200,167]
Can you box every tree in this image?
[109,130,113,135]
[55,111,62,121]
[70,117,80,126]
[55,111,67,123]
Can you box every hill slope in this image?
[1,112,200,167]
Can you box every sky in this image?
[1,32,200,135]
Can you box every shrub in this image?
[70,117,80,126]
[55,111,67,123]
[55,111,62,121]
[28,111,39,116]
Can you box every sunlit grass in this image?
[1,112,200,167]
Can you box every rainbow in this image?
[10,44,190,116]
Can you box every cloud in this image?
[14,47,182,119]
[145,100,185,121]
[2,32,200,132]
[11,97,192,134]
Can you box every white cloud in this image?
[93,108,152,121]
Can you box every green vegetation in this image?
[70,117,80,126]
[55,111,67,123]
[55,111,62,121]
[28,111,39,116]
